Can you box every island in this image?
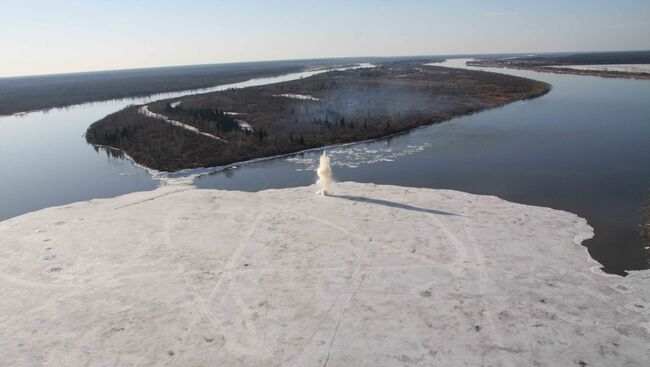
[1,182,648,365]
[86,62,550,171]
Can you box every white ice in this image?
[0,183,648,366]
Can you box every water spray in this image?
[316,151,333,195]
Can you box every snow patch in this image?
[273,93,320,101]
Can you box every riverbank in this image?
[1,182,648,366]
[86,62,550,171]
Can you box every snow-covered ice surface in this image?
[1,182,649,366]
[547,64,650,73]
[273,93,320,101]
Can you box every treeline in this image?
[0,61,313,116]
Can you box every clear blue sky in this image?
[1,0,649,77]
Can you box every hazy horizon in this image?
[2,0,649,77]
[4,49,650,79]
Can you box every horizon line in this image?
[1,48,649,79]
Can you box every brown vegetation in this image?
[86,62,550,171]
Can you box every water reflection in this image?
[0,63,372,221]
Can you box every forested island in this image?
[469,50,650,79]
[86,62,550,171]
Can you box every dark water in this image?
[0,102,158,220]
[194,60,650,275]
[0,65,366,221]
[1,59,648,275]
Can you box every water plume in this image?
[316,151,333,195]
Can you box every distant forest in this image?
[0,59,363,116]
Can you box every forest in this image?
[86,61,550,171]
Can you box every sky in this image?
[1,0,649,77]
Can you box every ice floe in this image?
[0,182,647,365]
